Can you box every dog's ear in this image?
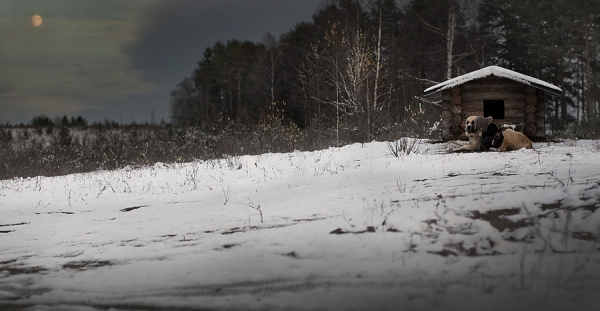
[474,116,488,131]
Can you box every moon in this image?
[32,15,42,27]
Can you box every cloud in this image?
[126,0,322,88]
[0,1,158,124]
[0,82,16,94]
[0,0,322,124]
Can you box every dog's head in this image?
[465,116,492,134]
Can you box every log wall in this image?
[441,76,546,141]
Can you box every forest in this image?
[170,0,600,139]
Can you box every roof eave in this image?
[423,77,563,97]
[530,82,563,97]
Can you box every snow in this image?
[423,66,563,96]
[1,139,600,310]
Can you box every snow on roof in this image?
[423,66,563,97]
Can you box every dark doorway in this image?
[484,100,505,120]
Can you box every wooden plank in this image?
[460,100,526,110]
[442,118,454,126]
[460,80,525,88]
[459,109,483,117]
[461,84,526,95]
[504,100,526,109]
[462,92,526,101]
[442,109,453,119]
[442,91,451,101]
[460,76,523,84]
[526,105,536,114]
[451,94,461,105]
[526,114,536,124]
[458,109,527,118]
[451,105,462,114]
[504,112,527,120]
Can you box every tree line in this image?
[170,0,600,139]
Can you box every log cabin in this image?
[423,66,563,141]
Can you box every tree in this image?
[478,0,600,135]
[31,115,53,127]
[170,77,201,126]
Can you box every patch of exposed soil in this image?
[222,227,246,235]
[427,249,458,257]
[540,201,563,211]
[572,232,598,241]
[0,265,48,275]
[330,226,376,234]
[283,251,298,258]
[62,260,114,271]
[444,242,500,257]
[221,221,315,235]
[539,200,599,215]
[120,205,148,212]
[470,209,530,232]
[0,222,28,227]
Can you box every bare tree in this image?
[170,77,201,126]
[446,0,456,80]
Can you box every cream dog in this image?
[498,129,533,151]
[453,116,493,152]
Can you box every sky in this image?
[0,0,323,125]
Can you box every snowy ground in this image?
[1,139,600,311]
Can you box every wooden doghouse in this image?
[423,66,563,141]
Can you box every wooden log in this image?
[460,76,523,85]
[451,94,461,105]
[526,94,537,105]
[525,124,537,136]
[536,110,545,119]
[536,119,545,127]
[525,86,536,94]
[451,86,461,95]
[441,99,452,109]
[526,105,536,114]
[461,83,527,93]
[461,99,526,108]
[503,112,527,120]
[442,91,451,101]
[446,119,454,127]
[526,114,536,124]
[451,105,462,114]
[451,114,462,125]
[493,101,522,110]
[450,125,462,136]
[462,92,526,102]
[442,109,453,119]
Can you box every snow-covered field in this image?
[1,139,600,311]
